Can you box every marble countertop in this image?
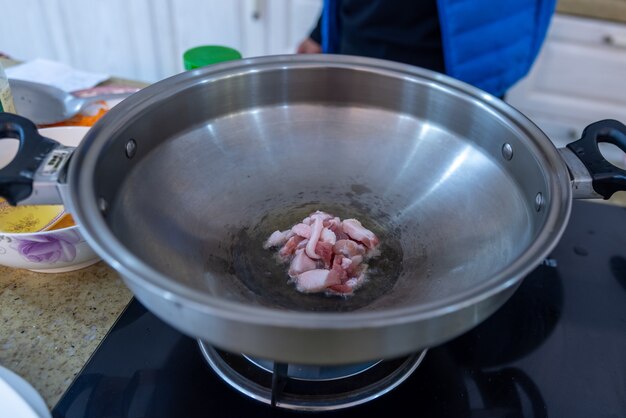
[0,262,132,409]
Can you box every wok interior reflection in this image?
[111,104,536,312]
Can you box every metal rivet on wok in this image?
[125,139,137,159]
[502,143,514,161]
[535,192,544,212]
[98,197,108,213]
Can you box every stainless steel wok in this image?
[1,55,625,365]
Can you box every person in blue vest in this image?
[297,0,557,99]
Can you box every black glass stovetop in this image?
[53,201,626,417]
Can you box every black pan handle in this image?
[0,113,60,205]
[566,119,626,200]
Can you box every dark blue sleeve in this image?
[310,15,322,43]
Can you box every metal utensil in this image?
[8,79,132,125]
[1,55,625,366]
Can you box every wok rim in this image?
[67,54,573,329]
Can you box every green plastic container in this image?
[183,46,242,70]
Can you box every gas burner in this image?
[198,341,427,411]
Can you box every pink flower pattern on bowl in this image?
[11,230,82,263]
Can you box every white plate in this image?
[0,364,51,418]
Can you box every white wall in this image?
[0,0,322,83]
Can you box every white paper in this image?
[6,58,109,92]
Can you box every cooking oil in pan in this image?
[230,202,403,312]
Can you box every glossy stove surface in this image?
[53,201,626,417]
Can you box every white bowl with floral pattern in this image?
[0,126,100,273]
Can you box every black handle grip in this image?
[567,119,626,200]
[0,113,59,205]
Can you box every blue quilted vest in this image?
[321,0,557,97]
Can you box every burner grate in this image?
[198,341,427,411]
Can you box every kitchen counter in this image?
[0,263,132,409]
[558,0,626,24]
